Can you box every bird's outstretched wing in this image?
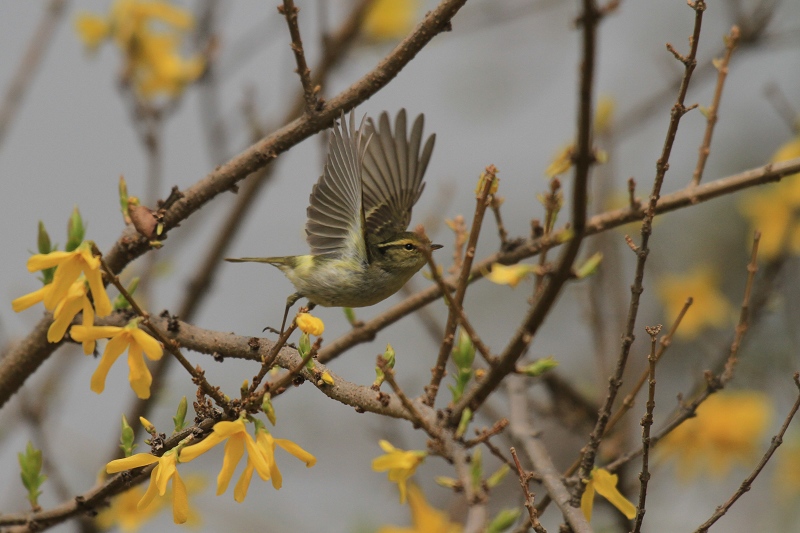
[305,111,369,261]
[362,109,436,245]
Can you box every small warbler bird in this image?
[226,109,442,332]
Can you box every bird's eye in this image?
[404,243,415,251]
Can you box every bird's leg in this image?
[280,292,303,335]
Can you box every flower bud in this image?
[452,330,475,369]
[172,396,188,432]
[296,312,324,336]
[520,356,559,377]
[262,394,277,426]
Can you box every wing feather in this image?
[362,109,436,243]
[305,111,369,260]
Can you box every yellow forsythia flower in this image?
[179,419,315,502]
[363,0,419,41]
[70,319,163,399]
[21,242,112,317]
[378,484,463,533]
[580,467,637,522]
[658,391,771,480]
[296,312,324,336]
[106,449,188,524]
[179,418,271,501]
[484,263,538,288]
[250,425,316,493]
[46,278,97,352]
[372,440,427,504]
[656,266,731,339]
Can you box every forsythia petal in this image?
[11,285,50,313]
[580,479,596,521]
[107,453,159,474]
[171,470,189,524]
[216,435,245,495]
[90,334,129,394]
[275,438,317,467]
[592,469,637,519]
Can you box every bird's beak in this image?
[431,243,444,251]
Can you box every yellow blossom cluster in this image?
[179,418,315,502]
[106,417,315,524]
[75,0,205,100]
[13,243,163,399]
[739,135,800,260]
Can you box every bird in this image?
[226,109,442,333]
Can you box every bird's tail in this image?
[225,256,292,266]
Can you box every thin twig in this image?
[248,321,299,395]
[574,0,707,503]
[380,357,441,438]
[721,231,760,384]
[694,372,800,533]
[425,165,498,406]
[691,25,740,186]
[490,196,510,248]
[534,178,561,294]
[425,247,497,366]
[511,447,548,533]
[605,297,692,433]
[446,215,468,275]
[263,338,319,397]
[632,325,660,533]
[279,0,320,113]
[463,419,509,448]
